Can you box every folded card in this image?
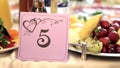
[18,12,69,61]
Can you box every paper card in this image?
[18,12,69,61]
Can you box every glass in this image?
[31,0,47,12]
[0,0,13,30]
[20,0,33,12]
[20,0,47,13]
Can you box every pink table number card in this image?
[18,12,69,61]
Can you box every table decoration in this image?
[18,0,69,62]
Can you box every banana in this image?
[79,14,103,40]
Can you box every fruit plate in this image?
[0,43,18,54]
[69,46,120,57]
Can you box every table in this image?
[1,1,120,68]
[0,49,120,68]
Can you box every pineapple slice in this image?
[79,14,103,40]
[116,39,120,45]
[69,28,80,44]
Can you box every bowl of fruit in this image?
[0,18,19,53]
[69,13,120,57]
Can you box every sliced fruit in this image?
[72,27,82,34]
[70,23,83,33]
[70,15,78,24]
[70,15,84,25]
[69,28,80,44]
[8,29,19,43]
[85,37,103,53]
[79,14,103,40]
[8,29,19,39]
[87,42,103,53]
[116,39,120,45]
[70,23,83,28]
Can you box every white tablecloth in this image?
[0,49,120,68]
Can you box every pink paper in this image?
[18,12,69,61]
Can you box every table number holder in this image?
[18,0,69,62]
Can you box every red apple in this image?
[100,20,111,29]
[99,37,110,47]
[108,31,119,43]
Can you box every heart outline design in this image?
[23,19,37,33]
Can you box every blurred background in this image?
[9,0,19,23]
[6,0,120,24]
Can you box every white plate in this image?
[69,46,120,57]
[0,24,19,54]
[0,44,18,53]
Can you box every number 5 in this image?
[37,29,51,48]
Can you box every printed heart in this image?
[23,19,37,33]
